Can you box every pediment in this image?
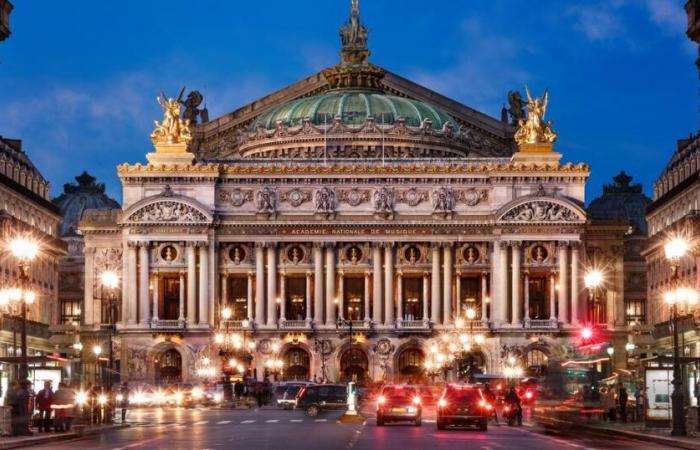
[122,193,213,225]
[496,196,586,224]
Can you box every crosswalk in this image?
[131,418,350,428]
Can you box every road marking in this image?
[315,419,327,423]
[216,420,231,424]
[193,420,209,425]
[241,420,256,424]
[290,419,303,423]
[266,419,280,423]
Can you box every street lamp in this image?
[93,344,103,386]
[584,269,604,326]
[99,270,120,386]
[664,236,693,437]
[8,236,38,381]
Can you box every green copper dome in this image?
[251,90,457,131]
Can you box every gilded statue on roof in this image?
[514,86,557,146]
[151,87,193,146]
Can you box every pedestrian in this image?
[634,386,643,422]
[12,379,32,436]
[618,385,628,423]
[606,386,617,421]
[52,382,76,432]
[600,387,610,421]
[119,383,130,423]
[255,383,264,408]
[36,381,53,433]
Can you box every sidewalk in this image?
[528,414,700,450]
[0,423,129,450]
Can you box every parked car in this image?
[296,384,347,417]
[376,385,422,426]
[277,384,307,410]
[436,384,491,431]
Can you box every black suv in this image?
[296,384,347,417]
[376,385,422,426]
[437,384,491,431]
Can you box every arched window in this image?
[526,349,548,377]
[283,347,310,381]
[339,348,369,383]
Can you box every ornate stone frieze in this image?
[314,187,336,213]
[219,188,254,207]
[126,348,148,378]
[256,187,277,214]
[399,244,428,265]
[431,187,455,215]
[373,187,395,218]
[456,243,489,265]
[126,201,208,224]
[457,188,489,206]
[396,188,428,207]
[280,188,312,207]
[501,201,580,223]
[337,188,371,206]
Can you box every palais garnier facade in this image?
[79,1,591,384]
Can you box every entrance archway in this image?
[155,348,182,385]
[525,348,549,377]
[396,348,425,384]
[283,347,310,381]
[339,348,369,384]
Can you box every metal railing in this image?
[281,320,308,329]
[526,319,558,329]
[150,319,185,329]
[399,320,427,329]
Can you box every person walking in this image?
[618,385,628,423]
[119,383,130,423]
[52,382,76,432]
[35,381,54,433]
[634,386,643,422]
[12,380,32,436]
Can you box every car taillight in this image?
[479,399,486,407]
[298,387,306,398]
[438,398,447,408]
[412,396,421,405]
[378,395,386,404]
[485,403,493,410]
[525,391,533,400]
[504,405,511,412]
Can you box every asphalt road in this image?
[30,406,677,450]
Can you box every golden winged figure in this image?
[514,85,557,146]
[151,87,193,146]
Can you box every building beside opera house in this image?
[80,2,600,384]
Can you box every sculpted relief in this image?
[93,247,123,276]
[501,201,580,223]
[373,187,395,218]
[314,187,336,214]
[126,201,208,224]
[256,187,277,214]
[280,188,312,208]
[219,188,254,207]
[431,187,455,214]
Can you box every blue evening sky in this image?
[0,0,696,202]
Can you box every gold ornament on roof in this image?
[514,86,557,146]
[151,88,193,146]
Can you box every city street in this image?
[28,406,677,450]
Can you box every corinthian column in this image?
[198,243,209,326]
[247,272,254,321]
[571,243,580,326]
[267,244,278,327]
[431,244,441,324]
[558,242,569,324]
[523,271,530,325]
[364,271,371,322]
[84,247,95,325]
[139,242,150,326]
[397,271,403,323]
[179,271,185,322]
[255,243,265,325]
[280,272,287,322]
[498,241,509,324]
[422,272,429,323]
[127,243,138,326]
[443,244,453,325]
[187,243,196,326]
[325,244,336,325]
[306,271,313,323]
[372,244,382,325]
[481,271,488,322]
[549,272,557,321]
[384,243,394,326]
[313,244,324,325]
[511,242,521,326]
[152,271,159,322]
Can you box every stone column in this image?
[139,242,150,326]
[198,243,209,326]
[209,241,216,326]
[187,243,197,326]
[306,271,313,323]
[443,244,453,325]
[325,244,336,326]
[314,243,324,325]
[364,271,371,322]
[549,272,557,321]
[84,247,95,325]
[397,271,403,323]
[523,271,530,325]
[255,243,265,325]
[179,271,185,322]
[422,272,429,322]
[338,271,345,320]
[127,243,138,326]
[221,273,228,313]
[280,272,287,322]
[372,244,382,325]
[267,244,278,327]
[455,271,462,317]
[511,242,521,326]
[247,272,253,321]
[384,244,394,326]
[498,242,509,324]
[571,243,580,326]
[152,271,159,322]
[481,272,488,321]
[431,244,441,324]
[558,242,569,324]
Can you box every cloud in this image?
[568,4,624,42]
[643,0,686,34]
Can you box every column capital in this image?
[306,270,314,277]
[365,270,372,277]
[570,241,582,250]
[423,271,430,278]
[325,242,337,249]
[499,241,509,250]
[510,240,522,248]
[248,271,255,278]
[558,240,570,249]
[431,242,442,250]
[441,242,454,249]
[255,241,267,250]
[313,242,325,250]
[382,242,395,249]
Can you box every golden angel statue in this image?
[150,87,193,146]
[514,86,557,146]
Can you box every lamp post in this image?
[100,270,119,385]
[584,269,603,326]
[664,237,695,437]
[8,237,38,381]
[93,344,102,386]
